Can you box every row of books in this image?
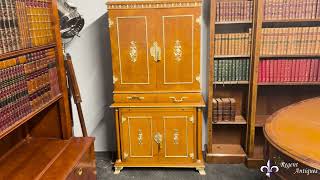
[214,30,252,56]
[259,59,320,83]
[212,98,236,122]
[264,0,320,20]
[261,27,320,55]
[0,0,54,54]
[214,58,250,82]
[0,48,60,131]
[216,1,253,22]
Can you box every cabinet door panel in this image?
[160,111,195,163]
[118,17,149,84]
[109,10,157,92]
[120,111,158,163]
[157,8,201,92]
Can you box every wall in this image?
[65,0,210,152]
[65,11,115,151]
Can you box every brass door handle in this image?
[169,97,188,103]
[76,168,83,176]
[127,96,145,100]
[154,132,163,149]
[150,41,161,62]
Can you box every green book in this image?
[239,60,243,81]
[228,60,232,82]
[214,59,218,82]
[246,59,250,81]
[218,60,223,82]
[222,60,227,82]
[232,59,236,81]
[235,59,240,81]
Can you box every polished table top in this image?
[264,97,320,170]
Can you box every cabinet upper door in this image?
[156,8,201,92]
[109,10,157,92]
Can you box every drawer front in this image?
[114,94,156,103]
[67,148,96,180]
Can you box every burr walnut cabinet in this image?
[107,0,205,175]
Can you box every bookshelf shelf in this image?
[215,81,249,85]
[216,21,252,25]
[213,115,247,125]
[263,19,320,23]
[0,43,57,61]
[214,55,250,58]
[259,82,320,86]
[260,54,320,58]
[0,94,62,139]
[206,144,246,164]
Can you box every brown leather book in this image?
[212,98,218,123]
[216,98,223,122]
[229,98,236,121]
[221,98,230,121]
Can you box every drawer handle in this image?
[76,168,83,176]
[127,96,145,100]
[169,97,188,103]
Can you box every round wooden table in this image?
[264,97,320,180]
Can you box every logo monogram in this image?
[260,160,279,177]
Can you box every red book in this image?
[276,60,280,82]
[262,60,266,82]
[310,59,316,82]
[294,60,301,82]
[284,60,289,82]
[273,59,278,82]
[318,59,320,81]
[279,60,284,82]
[306,59,311,82]
[258,61,262,82]
[266,60,270,82]
[314,60,319,81]
[299,59,306,82]
[269,60,273,82]
[291,60,297,82]
[288,60,293,82]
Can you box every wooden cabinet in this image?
[119,109,195,164]
[107,0,205,175]
[109,1,201,93]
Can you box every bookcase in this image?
[0,0,96,179]
[207,0,320,167]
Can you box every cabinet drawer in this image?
[114,94,156,103]
[67,148,96,180]
[157,93,203,104]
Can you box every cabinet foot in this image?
[114,167,123,174]
[196,167,206,175]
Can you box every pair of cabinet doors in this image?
[108,8,201,92]
[119,108,196,163]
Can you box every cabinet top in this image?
[106,0,202,9]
